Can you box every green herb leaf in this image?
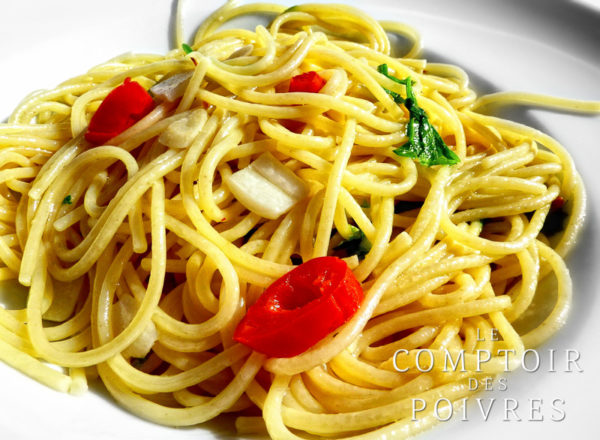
[377,64,460,167]
[345,225,363,241]
[334,226,372,260]
[283,5,299,13]
[377,63,406,104]
[181,43,193,54]
[61,195,72,205]
[131,353,151,368]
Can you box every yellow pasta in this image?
[0,1,597,439]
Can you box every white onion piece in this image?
[158,108,207,149]
[113,293,158,359]
[226,152,308,219]
[149,71,193,102]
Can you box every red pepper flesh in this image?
[280,119,306,133]
[85,78,155,145]
[289,71,326,93]
[233,256,363,358]
[551,196,565,212]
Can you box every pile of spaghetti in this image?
[0,2,598,439]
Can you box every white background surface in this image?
[1,1,599,439]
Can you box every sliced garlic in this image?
[113,293,157,359]
[226,152,308,220]
[158,108,207,149]
[149,71,193,102]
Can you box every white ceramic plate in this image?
[1,1,599,439]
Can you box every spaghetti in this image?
[0,1,598,439]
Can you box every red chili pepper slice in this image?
[288,71,326,93]
[85,78,155,145]
[551,196,565,212]
[233,256,363,358]
[280,119,306,133]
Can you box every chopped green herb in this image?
[61,195,72,205]
[377,64,460,167]
[283,5,299,13]
[131,353,150,368]
[333,226,371,260]
[394,200,423,214]
[378,66,406,105]
[473,219,485,228]
[182,43,193,54]
[345,226,363,241]
[360,200,370,209]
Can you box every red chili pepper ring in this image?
[233,256,363,358]
[288,70,326,93]
[85,77,155,145]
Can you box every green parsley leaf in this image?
[61,195,72,205]
[377,64,460,167]
[131,353,151,368]
[333,226,372,260]
[345,225,363,241]
[378,63,406,104]
[283,5,299,13]
[181,43,193,54]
